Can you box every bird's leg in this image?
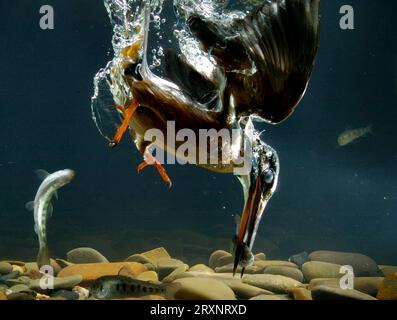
[109,99,139,147]
[137,145,172,188]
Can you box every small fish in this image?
[25,169,75,268]
[337,125,373,147]
[90,275,180,300]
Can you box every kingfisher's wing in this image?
[188,0,320,124]
[164,48,220,110]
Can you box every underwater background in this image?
[0,0,396,267]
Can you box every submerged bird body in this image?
[101,0,320,275]
[26,169,75,268]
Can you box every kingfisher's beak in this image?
[233,144,279,277]
[233,177,264,277]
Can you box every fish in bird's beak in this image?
[233,138,279,277]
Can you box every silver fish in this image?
[26,169,75,268]
[337,125,372,147]
[90,275,180,300]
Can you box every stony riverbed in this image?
[0,247,396,300]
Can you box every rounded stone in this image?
[125,254,152,265]
[162,265,189,283]
[289,252,309,268]
[125,247,171,266]
[249,294,290,300]
[379,265,397,277]
[223,280,273,299]
[208,250,232,269]
[67,247,109,264]
[136,271,160,283]
[309,251,379,277]
[264,266,304,282]
[0,262,13,275]
[309,277,384,297]
[118,265,138,278]
[376,273,397,300]
[311,285,377,300]
[254,253,267,261]
[73,286,90,300]
[189,264,214,273]
[9,284,31,294]
[173,277,236,300]
[25,259,62,275]
[255,260,299,269]
[7,292,37,300]
[57,262,147,283]
[0,271,20,282]
[0,291,7,300]
[214,263,264,274]
[287,287,312,300]
[5,276,31,286]
[51,289,79,300]
[30,274,83,290]
[157,258,185,280]
[242,274,303,293]
[302,261,342,282]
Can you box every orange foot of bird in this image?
[137,149,172,188]
[109,99,140,148]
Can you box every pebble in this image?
[126,247,171,266]
[9,284,31,294]
[25,260,62,275]
[254,253,267,261]
[6,276,31,286]
[157,258,185,280]
[123,295,167,300]
[309,251,379,277]
[289,252,309,268]
[376,273,397,300]
[4,260,25,267]
[302,261,342,282]
[125,254,152,265]
[189,264,214,273]
[242,274,303,293]
[0,271,20,283]
[311,285,377,300]
[263,266,304,282]
[55,259,74,269]
[250,294,290,300]
[162,265,189,283]
[214,263,264,274]
[118,265,139,278]
[51,289,79,300]
[12,265,26,274]
[0,262,13,275]
[223,280,274,299]
[309,277,384,297]
[30,275,83,290]
[169,271,238,282]
[254,260,299,270]
[379,265,397,277]
[173,277,236,300]
[67,247,109,264]
[7,292,37,300]
[287,287,313,300]
[136,271,160,283]
[57,262,147,283]
[208,250,232,269]
[73,286,90,300]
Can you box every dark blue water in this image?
[0,0,396,265]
